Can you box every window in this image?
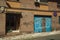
[59,16,60,24]
[48,0,57,2]
[35,0,48,3]
[35,0,40,2]
[7,0,19,2]
[17,0,19,1]
[34,0,48,7]
[57,1,60,8]
[40,0,48,3]
[34,0,40,7]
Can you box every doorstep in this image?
[7,30,20,36]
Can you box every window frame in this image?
[35,0,48,3]
[7,0,20,2]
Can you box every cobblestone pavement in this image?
[0,31,60,40]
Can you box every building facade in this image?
[0,0,60,36]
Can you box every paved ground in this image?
[33,34,60,40]
[0,31,60,40]
[35,33,60,40]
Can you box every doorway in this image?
[34,15,52,33]
[6,13,21,33]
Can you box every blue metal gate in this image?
[34,16,52,32]
[45,17,52,32]
[34,17,42,32]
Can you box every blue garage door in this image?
[34,16,42,32]
[34,16,52,32]
[45,17,52,32]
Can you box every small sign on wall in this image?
[53,11,57,17]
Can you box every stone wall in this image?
[20,12,34,33]
[0,13,5,36]
[20,11,60,33]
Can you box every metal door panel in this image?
[45,17,52,32]
[34,17,42,32]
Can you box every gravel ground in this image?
[0,31,60,40]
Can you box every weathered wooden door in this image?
[45,17,52,32]
[34,16,42,32]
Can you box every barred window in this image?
[7,0,19,2]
